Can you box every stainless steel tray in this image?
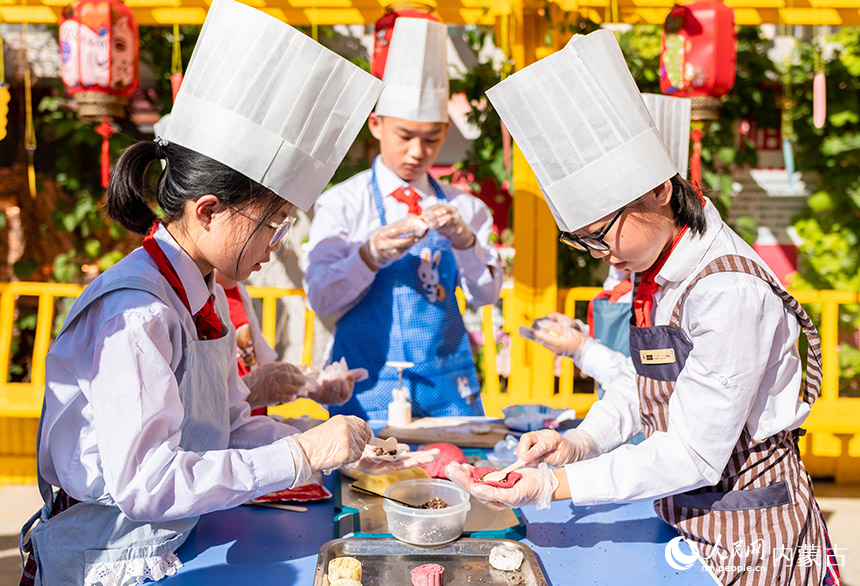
[314,538,548,586]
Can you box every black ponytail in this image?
[669,174,707,236]
[105,140,284,240]
[104,141,160,235]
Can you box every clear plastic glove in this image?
[518,312,589,359]
[243,361,306,408]
[306,370,366,405]
[294,415,372,473]
[445,462,559,510]
[424,204,475,249]
[516,428,599,467]
[350,445,441,475]
[359,216,429,271]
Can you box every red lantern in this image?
[660,1,736,190]
[659,1,736,119]
[59,0,139,187]
[371,3,439,79]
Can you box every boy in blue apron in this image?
[304,17,503,421]
[447,30,840,586]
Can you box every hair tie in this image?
[154,136,169,159]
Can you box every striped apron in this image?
[631,254,840,586]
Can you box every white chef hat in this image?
[486,29,677,232]
[642,93,691,179]
[154,0,384,211]
[375,17,449,123]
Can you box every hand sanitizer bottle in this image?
[385,361,414,427]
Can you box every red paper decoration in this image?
[660,1,736,108]
[371,4,439,79]
[59,0,140,187]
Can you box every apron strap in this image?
[668,254,822,407]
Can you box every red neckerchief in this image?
[389,186,422,215]
[633,226,690,328]
[142,222,224,341]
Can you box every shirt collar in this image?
[154,223,215,314]
[656,198,723,285]
[374,155,433,199]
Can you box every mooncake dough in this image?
[470,466,523,488]
[411,563,445,586]
[489,544,524,571]
[419,443,466,479]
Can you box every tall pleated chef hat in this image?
[642,93,691,179]
[154,0,384,211]
[375,17,449,123]
[486,29,677,232]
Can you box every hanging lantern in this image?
[659,1,736,121]
[660,1,736,189]
[370,2,439,79]
[59,0,139,187]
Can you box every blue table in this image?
[163,478,715,585]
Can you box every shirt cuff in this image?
[451,241,491,275]
[575,407,622,455]
[246,435,300,496]
[347,244,378,288]
[565,457,611,506]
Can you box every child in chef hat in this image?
[446,29,839,586]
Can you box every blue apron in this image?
[329,162,483,420]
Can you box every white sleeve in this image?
[303,189,377,318]
[450,197,503,307]
[565,278,788,505]
[85,309,301,523]
[574,339,642,453]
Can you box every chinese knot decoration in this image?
[59,0,139,187]
[660,0,736,189]
[370,2,439,79]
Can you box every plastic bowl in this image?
[383,479,471,546]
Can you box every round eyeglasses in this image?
[230,207,297,247]
[559,206,626,252]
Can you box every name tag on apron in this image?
[639,348,676,365]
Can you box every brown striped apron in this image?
[631,254,838,586]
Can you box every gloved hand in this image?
[516,428,599,467]
[293,415,371,473]
[243,361,305,408]
[518,312,589,359]
[445,462,559,510]
[359,216,429,271]
[306,369,366,406]
[424,204,475,249]
[350,445,441,475]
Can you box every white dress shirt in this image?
[568,200,808,505]
[303,156,503,319]
[39,224,301,522]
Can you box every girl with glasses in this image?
[446,30,839,586]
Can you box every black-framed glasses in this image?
[230,207,297,247]
[559,206,627,252]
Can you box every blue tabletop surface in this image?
[163,420,716,585]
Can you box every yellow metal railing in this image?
[1,282,859,483]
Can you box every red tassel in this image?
[690,126,703,199]
[170,73,183,102]
[95,118,115,189]
[501,121,512,175]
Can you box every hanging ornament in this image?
[659,1,737,121]
[170,23,183,102]
[58,0,140,187]
[370,2,438,80]
[813,26,826,130]
[781,50,796,192]
[23,24,37,198]
[689,122,704,193]
[0,33,9,142]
